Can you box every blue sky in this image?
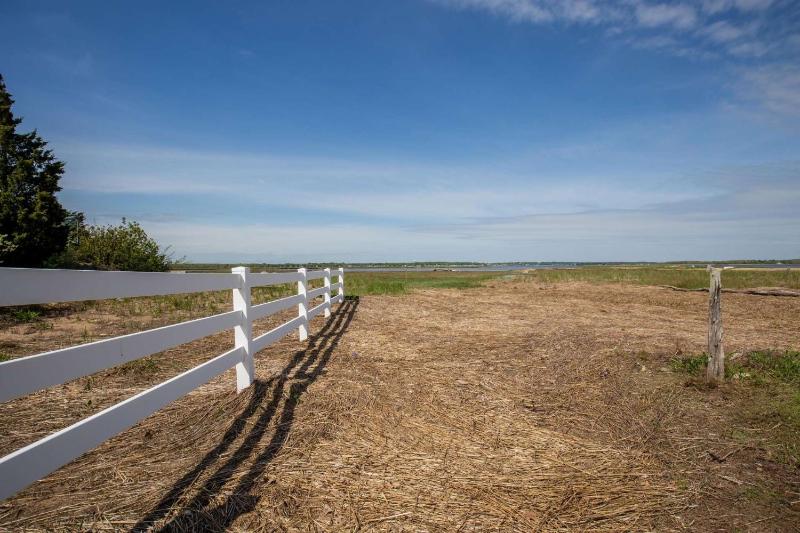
[1,0,798,262]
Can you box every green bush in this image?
[55,218,175,272]
[669,354,707,375]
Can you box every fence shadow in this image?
[132,297,359,532]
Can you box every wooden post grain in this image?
[706,267,724,382]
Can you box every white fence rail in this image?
[0,266,345,501]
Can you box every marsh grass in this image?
[528,267,800,289]
[344,271,502,295]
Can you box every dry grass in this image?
[1,277,799,531]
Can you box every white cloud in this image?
[138,189,800,262]
[701,0,773,14]
[634,2,697,30]
[727,40,768,57]
[433,0,554,22]
[57,137,800,262]
[735,64,800,117]
[428,0,786,60]
[700,20,747,43]
[58,141,718,223]
[560,0,603,22]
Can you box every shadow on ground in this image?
[132,297,359,532]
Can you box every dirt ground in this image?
[1,278,799,531]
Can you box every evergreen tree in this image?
[0,73,69,266]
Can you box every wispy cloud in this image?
[634,2,698,30]
[700,20,750,43]
[429,0,799,124]
[428,0,786,60]
[55,139,800,261]
[701,0,773,14]
[734,63,800,118]
[136,186,800,262]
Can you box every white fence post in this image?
[232,266,253,393]
[324,267,331,318]
[297,267,308,341]
[338,267,345,301]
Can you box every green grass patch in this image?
[344,271,503,296]
[670,350,800,384]
[744,350,800,385]
[669,354,707,374]
[12,309,41,322]
[528,266,800,290]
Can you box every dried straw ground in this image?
[1,278,799,531]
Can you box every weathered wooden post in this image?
[706,266,724,383]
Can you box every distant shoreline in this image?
[173,261,800,273]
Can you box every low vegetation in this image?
[528,266,800,289]
[52,217,175,272]
[670,350,800,467]
[344,271,503,295]
[670,350,800,387]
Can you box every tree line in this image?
[0,74,173,272]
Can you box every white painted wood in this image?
[307,286,327,300]
[323,268,331,318]
[249,271,303,287]
[0,268,240,306]
[0,265,348,501]
[250,294,305,321]
[232,267,254,392]
[297,268,308,341]
[0,346,244,502]
[252,316,305,353]
[0,310,240,403]
[306,270,326,280]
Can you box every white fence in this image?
[0,266,345,501]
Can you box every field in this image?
[1,267,799,531]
